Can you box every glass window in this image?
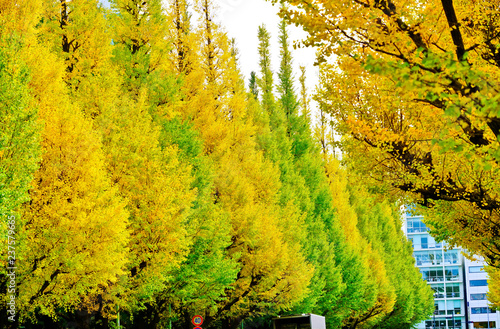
[432,284,445,299]
[471,307,495,314]
[445,267,460,281]
[444,250,459,264]
[426,320,447,329]
[422,237,428,249]
[446,283,460,298]
[473,321,496,328]
[422,268,444,282]
[470,293,487,300]
[415,251,442,266]
[435,300,446,315]
[435,252,443,265]
[415,252,432,266]
[407,217,429,233]
[447,299,462,315]
[448,319,462,329]
[407,220,413,234]
[470,279,488,287]
[469,266,484,273]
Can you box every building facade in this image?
[402,210,499,329]
[465,257,498,329]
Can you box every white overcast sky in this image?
[216,0,318,92]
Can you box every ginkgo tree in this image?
[0,13,41,328]
[252,18,407,329]
[7,21,130,324]
[28,0,198,322]
[278,0,500,304]
[187,2,312,327]
[253,22,343,326]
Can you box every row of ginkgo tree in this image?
[0,0,433,328]
[277,0,500,308]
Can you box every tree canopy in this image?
[0,0,434,328]
[278,0,500,305]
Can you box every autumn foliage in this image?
[278,0,500,309]
[0,0,433,328]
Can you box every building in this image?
[465,257,498,329]
[402,210,499,329]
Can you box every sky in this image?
[217,0,319,97]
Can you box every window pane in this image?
[470,279,488,287]
[469,266,484,273]
[472,307,483,314]
[446,284,460,298]
[432,284,445,299]
[436,300,446,315]
[446,267,460,281]
[473,322,496,328]
[448,319,462,329]
[444,250,459,264]
[472,307,495,314]
[447,299,462,315]
[471,293,487,300]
